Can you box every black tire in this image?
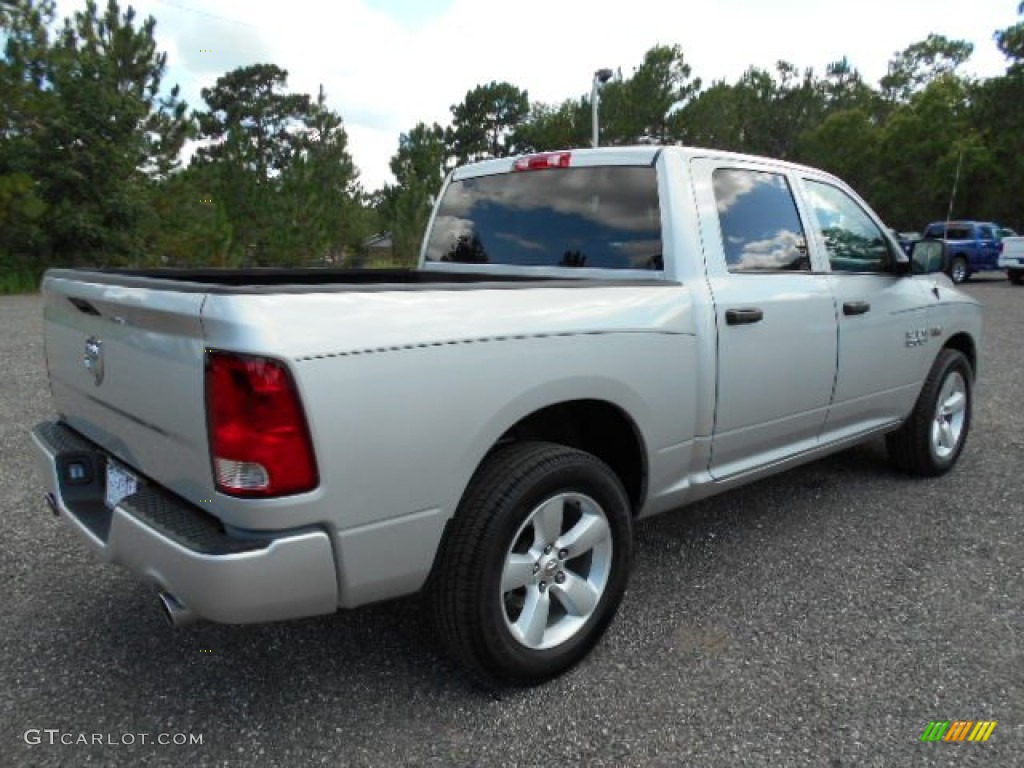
[886,349,973,476]
[1009,269,1024,286]
[948,255,969,284]
[429,441,633,685]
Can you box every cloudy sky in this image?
[56,0,1021,191]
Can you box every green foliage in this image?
[512,100,588,153]
[603,44,700,144]
[191,70,365,266]
[881,34,975,102]
[0,171,48,287]
[995,2,1024,72]
[1,0,190,277]
[797,109,880,194]
[961,71,1024,227]
[449,81,529,163]
[675,61,822,159]
[379,122,449,263]
[872,76,983,228]
[196,64,311,181]
[141,164,233,267]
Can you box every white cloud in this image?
[56,0,1019,191]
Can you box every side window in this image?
[804,179,892,273]
[978,225,994,240]
[712,168,810,272]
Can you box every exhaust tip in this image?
[158,592,197,628]
[44,493,59,517]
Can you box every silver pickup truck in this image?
[31,146,982,684]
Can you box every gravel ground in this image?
[1,279,1021,767]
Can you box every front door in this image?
[796,176,936,437]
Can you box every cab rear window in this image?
[424,166,663,270]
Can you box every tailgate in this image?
[42,274,213,504]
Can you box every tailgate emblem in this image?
[83,337,104,385]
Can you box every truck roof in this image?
[452,145,844,183]
[925,220,999,229]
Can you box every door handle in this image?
[843,301,871,316]
[725,308,764,325]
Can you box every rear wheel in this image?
[429,441,633,685]
[1009,269,1024,286]
[886,349,972,476]
[949,256,969,284]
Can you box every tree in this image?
[623,44,701,143]
[797,108,880,197]
[193,64,324,265]
[512,99,588,153]
[449,81,529,163]
[995,1,1024,72]
[0,0,190,274]
[675,61,825,160]
[380,121,449,263]
[142,164,233,267]
[821,57,876,114]
[965,72,1024,228]
[0,1,55,284]
[152,70,363,269]
[589,45,702,145]
[196,63,311,181]
[872,76,982,228]
[881,34,975,103]
[730,66,782,155]
[272,84,364,264]
[674,80,744,150]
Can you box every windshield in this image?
[424,166,663,270]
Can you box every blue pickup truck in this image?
[923,220,1009,283]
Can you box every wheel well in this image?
[498,400,647,513]
[944,332,976,374]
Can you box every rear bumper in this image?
[30,421,339,624]
[998,255,1023,269]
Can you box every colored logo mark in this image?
[920,721,997,742]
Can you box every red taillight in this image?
[205,351,318,497]
[512,151,572,171]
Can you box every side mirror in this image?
[910,239,946,275]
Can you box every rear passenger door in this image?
[691,159,839,480]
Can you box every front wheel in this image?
[429,442,633,685]
[886,349,973,476]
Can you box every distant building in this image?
[361,232,394,266]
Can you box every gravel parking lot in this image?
[1,279,1021,767]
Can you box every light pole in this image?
[591,68,613,148]
[944,147,965,235]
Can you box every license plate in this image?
[105,460,139,509]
